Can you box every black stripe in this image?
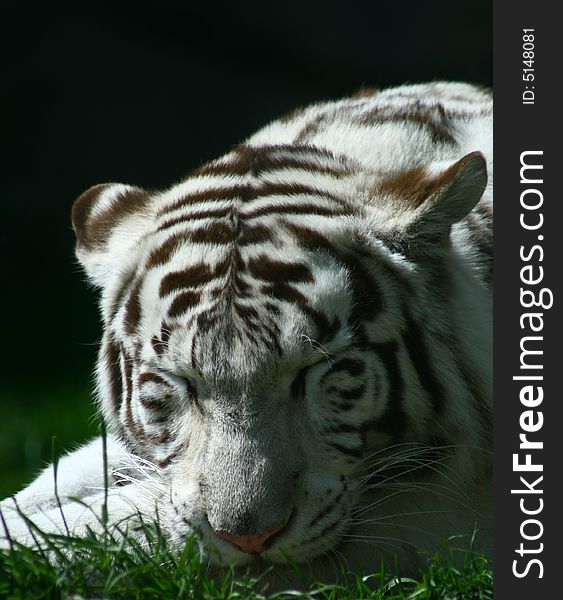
[73,185,150,251]
[317,316,341,345]
[260,282,305,306]
[168,291,200,318]
[123,280,142,335]
[190,143,348,179]
[245,203,347,220]
[309,492,344,528]
[160,323,172,348]
[156,206,232,233]
[283,221,336,253]
[402,314,447,416]
[144,429,173,445]
[156,187,245,217]
[325,358,366,377]
[260,282,331,336]
[290,366,309,399]
[138,372,168,387]
[368,339,408,440]
[328,442,364,458]
[189,222,236,245]
[333,402,354,411]
[156,447,182,469]
[109,270,136,321]
[103,336,123,418]
[298,518,341,548]
[285,219,414,299]
[294,113,329,143]
[251,181,350,206]
[283,221,385,322]
[358,103,457,145]
[325,423,365,434]
[159,179,351,227]
[145,233,186,271]
[247,256,313,284]
[345,260,383,324]
[159,259,230,297]
[337,385,367,400]
[139,395,171,412]
[238,223,275,246]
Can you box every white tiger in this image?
[1,82,492,582]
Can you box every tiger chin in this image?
[1,82,492,585]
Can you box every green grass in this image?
[0,382,97,499]
[0,516,492,599]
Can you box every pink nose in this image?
[214,523,284,554]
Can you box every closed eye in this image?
[158,370,199,403]
[290,355,334,399]
[171,373,207,414]
[170,373,194,394]
[301,335,336,366]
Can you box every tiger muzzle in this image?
[199,419,298,552]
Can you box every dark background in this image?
[0,3,491,496]
[494,3,561,596]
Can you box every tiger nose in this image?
[214,523,284,554]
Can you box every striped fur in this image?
[4,82,492,577]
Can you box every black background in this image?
[1,3,492,388]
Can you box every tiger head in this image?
[72,144,490,567]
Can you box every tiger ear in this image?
[72,183,153,288]
[374,151,488,251]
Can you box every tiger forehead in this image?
[135,198,384,358]
[151,241,353,327]
[169,304,353,389]
[157,251,317,297]
[144,208,356,305]
[144,231,357,375]
[132,143,383,360]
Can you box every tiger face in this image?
[73,136,491,566]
